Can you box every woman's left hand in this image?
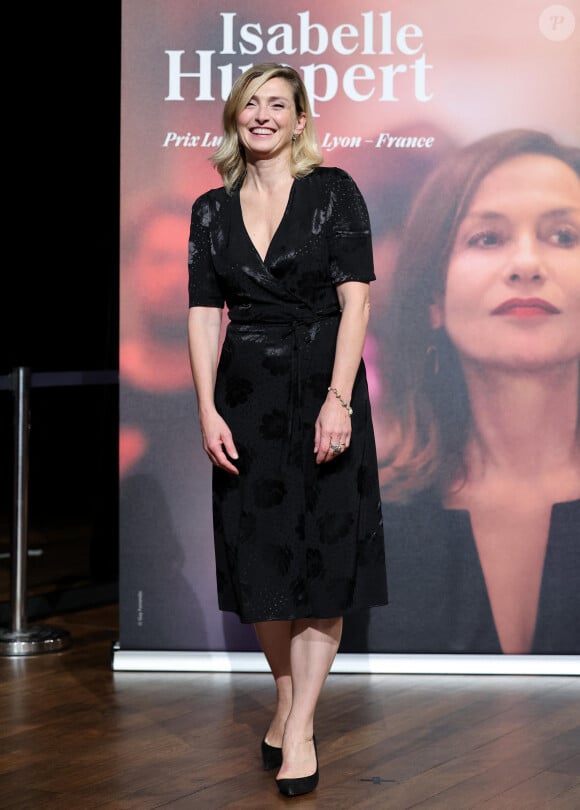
[314,398,352,464]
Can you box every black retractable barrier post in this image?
[0,367,70,655]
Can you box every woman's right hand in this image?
[199,410,239,474]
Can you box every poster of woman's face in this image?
[340,130,580,656]
[119,0,580,657]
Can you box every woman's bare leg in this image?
[254,620,293,747]
[277,616,343,779]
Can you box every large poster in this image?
[117,0,579,669]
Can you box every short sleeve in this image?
[327,169,375,285]
[188,193,225,308]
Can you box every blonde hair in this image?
[212,63,322,192]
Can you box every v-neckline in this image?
[237,179,296,265]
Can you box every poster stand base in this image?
[111,646,580,676]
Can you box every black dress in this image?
[188,166,388,623]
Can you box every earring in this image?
[425,344,439,376]
[291,134,297,141]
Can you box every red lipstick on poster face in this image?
[491,298,561,318]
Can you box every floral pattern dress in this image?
[188,166,388,623]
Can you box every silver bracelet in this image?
[328,386,353,416]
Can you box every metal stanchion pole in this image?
[0,367,71,655]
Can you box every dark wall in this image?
[8,4,121,374]
[1,4,121,595]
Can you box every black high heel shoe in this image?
[261,738,283,771]
[276,736,318,797]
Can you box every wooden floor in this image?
[1,604,579,809]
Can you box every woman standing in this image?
[187,63,387,796]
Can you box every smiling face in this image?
[431,153,580,373]
[236,76,306,161]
